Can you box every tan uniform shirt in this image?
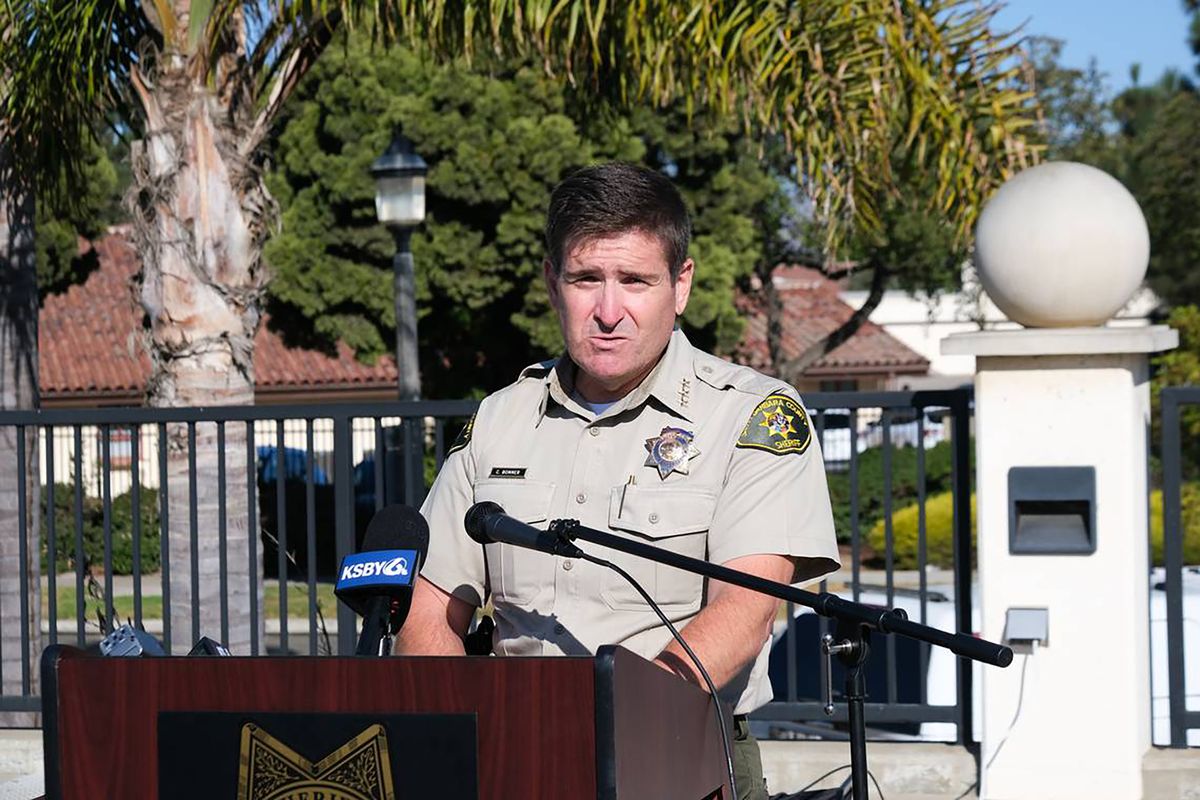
[420,330,840,714]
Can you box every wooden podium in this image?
[41,644,731,799]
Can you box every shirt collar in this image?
[536,329,696,424]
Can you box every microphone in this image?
[336,504,430,655]
[464,502,584,558]
[98,624,165,657]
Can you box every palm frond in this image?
[0,0,156,189]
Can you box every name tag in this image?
[489,467,527,479]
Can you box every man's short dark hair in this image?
[545,162,692,280]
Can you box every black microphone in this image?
[335,504,430,655]
[464,502,584,558]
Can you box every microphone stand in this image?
[548,518,1011,800]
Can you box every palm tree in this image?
[0,0,1037,659]
[0,150,38,704]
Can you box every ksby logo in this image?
[336,549,418,588]
[340,556,409,581]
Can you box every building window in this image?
[819,379,859,392]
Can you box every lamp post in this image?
[371,129,428,401]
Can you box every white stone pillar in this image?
[945,327,1175,799]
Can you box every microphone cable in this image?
[579,552,737,800]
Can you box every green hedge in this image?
[41,484,161,575]
[1150,486,1200,565]
[869,485,1200,570]
[866,491,975,569]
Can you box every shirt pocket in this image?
[601,485,717,612]
[473,479,556,606]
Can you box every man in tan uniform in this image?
[398,162,840,799]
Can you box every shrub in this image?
[1150,485,1200,566]
[871,485,1200,570]
[866,491,976,570]
[41,484,161,575]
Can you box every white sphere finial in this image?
[974,161,1150,328]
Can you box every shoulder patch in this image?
[736,393,812,456]
[447,411,476,457]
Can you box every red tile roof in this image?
[735,265,929,377]
[39,233,923,403]
[39,230,398,402]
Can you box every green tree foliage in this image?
[1152,305,1200,481]
[34,135,124,301]
[1128,88,1200,309]
[265,40,785,396]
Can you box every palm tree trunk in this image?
[129,75,268,654]
[0,148,41,707]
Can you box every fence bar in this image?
[100,426,114,627]
[16,426,30,694]
[951,394,974,746]
[434,419,446,470]
[1161,390,1188,747]
[849,410,861,603]
[130,427,142,628]
[73,428,85,648]
[881,411,898,705]
[333,415,356,655]
[187,423,200,645]
[246,421,259,656]
[917,414,929,705]
[785,602,798,702]
[46,428,57,646]
[276,420,288,653]
[374,419,384,512]
[306,420,318,655]
[158,423,171,653]
[217,422,229,645]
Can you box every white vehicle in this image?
[763,568,1200,746]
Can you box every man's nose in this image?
[593,283,625,330]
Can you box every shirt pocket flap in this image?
[608,485,718,540]
[473,479,556,524]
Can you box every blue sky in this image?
[994,0,1194,90]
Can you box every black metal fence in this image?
[0,389,975,741]
[1157,387,1200,748]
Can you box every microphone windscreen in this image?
[464,501,504,545]
[362,504,430,554]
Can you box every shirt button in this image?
[576,493,587,504]
[589,427,601,437]
[562,560,573,571]
[553,624,565,635]
[648,512,660,524]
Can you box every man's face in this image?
[545,230,693,402]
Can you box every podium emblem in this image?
[237,722,395,800]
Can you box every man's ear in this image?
[673,258,695,316]
[544,259,560,309]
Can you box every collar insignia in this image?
[644,426,700,479]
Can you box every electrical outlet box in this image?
[1002,607,1050,654]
